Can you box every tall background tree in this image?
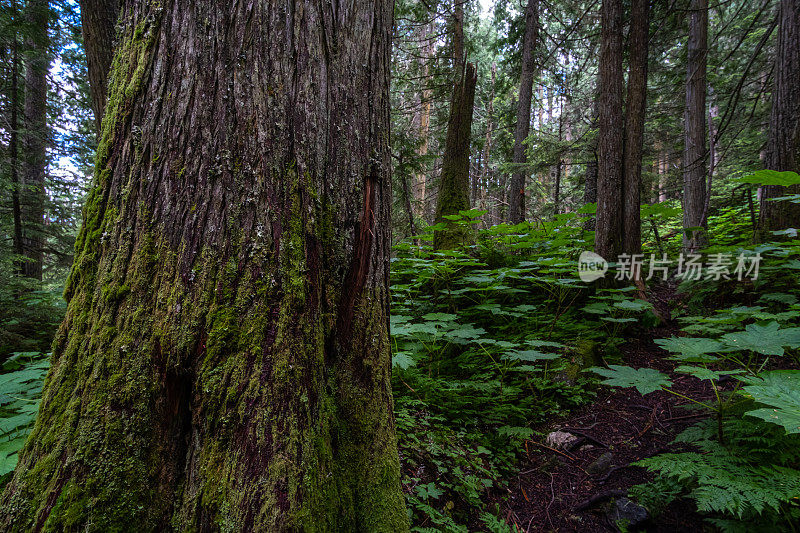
[683,0,710,251]
[595,0,624,260]
[20,0,48,281]
[508,0,538,224]
[759,0,800,235]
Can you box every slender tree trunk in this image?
[683,0,710,251]
[401,157,417,238]
[702,100,718,226]
[622,0,649,255]
[79,0,120,130]
[658,151,669,202]
[453,0,464,75]
[554,97,563,215]
[759,0,800,235]
[20,0,50,281]
[509,0,539,224]
[584,100,599,230]
[480,63,496,222]
[435,62,477,249]
[415,22,434,220]
[9,0,24,271]
[553,160,562,215]
[1,2,408,531]
[595,0,625,260]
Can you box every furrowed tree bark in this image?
[453,0,464,76]
[79,0,120,130]
[434,62,477,250]
[1,1,408,531]
[414,22,434,220]
[622,0,649,255]
[595,0,624,260]
[9,0,24,272]
[583,100,598,230]
[480,63,496,223]
[20,0,50,281]
[509,0,539,224]
[759,0,800,235]
[683,0,710,251]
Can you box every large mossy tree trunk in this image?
[759,0,800,235]
[434,62,477,250]
[508,0,539,225]
[683,0,710,252]
[1,1,408,531]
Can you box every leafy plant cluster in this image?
[391,211,653,530]
[0,352,48,482]
[590,223,800,530]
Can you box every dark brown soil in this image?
[501,322,719,532]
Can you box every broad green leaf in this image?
[740,371,800,434]
[504,350,560,362]
[613,299,652,312]
[738,170,800,187]
[524,339,565,349]
[459,208,488,219]
[392,352,416,370]
[583,302,610,315]
[721,322,797,355]
[421,313,457,322]
[655,337,725,358]
[587,365,672,395]
[675,366,743,381]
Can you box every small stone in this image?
[608,497,649,529]
[586,452,615,475]
[546,431,579,450]
[579,444,595,452]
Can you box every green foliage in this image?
[610,237,800,529]
[634,418,800,529]
[391,217,610,529]
[0,352,48,482]
[738,170,800,187]
[740,371,800,435]
[587,365,672,395]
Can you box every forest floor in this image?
[503,286,716,532]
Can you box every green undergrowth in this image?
[0,352,48,483]
[589,176,800,531]
[390,211,653,531]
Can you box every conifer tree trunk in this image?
[480,63,496,220]
[583,101,598,230]
[595,0,624,260]
[434,62,477,249]
[20,0,49,281]
[622,0,649,255]
[1,2,408,531]
[9,0,24,271]
[414,22,434,221]
[79,0,120,130]
[509,0,539,224]
[759,0,800,234]
[683,0,710,251]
